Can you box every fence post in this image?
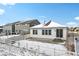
[18,42,20,48]
[37,45,40,55]
[35,45,40,56]
[26,43,28,50]
[9,44,11,54]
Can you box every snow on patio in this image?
[13,40,69,56]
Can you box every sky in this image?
[0,3,79,26]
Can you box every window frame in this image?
[56,29,63,38]
[42,29,52,35]
[33,29,38,35]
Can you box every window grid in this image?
[56,29,63,38]
[33,30,38,35]
[42,29,51,35]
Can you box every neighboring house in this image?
[30,21,68,40]
[3,19,40,35]
[0,26,3,33]
[3,21,20,35]
[15,19,40,34]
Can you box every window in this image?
[56,29,59,37]
[42,30,44,35]
[33,30,38,35]
[60,29,63,37]
[56,29,63,38]
[49,30,51,35]
[42,29,51,35]
[75,38,77,40]
[45,30,48,35]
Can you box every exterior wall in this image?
[15,24,21,34]
[63,28,68,40]
[15,24,30,34]
[3,20,40,35]
[0,29,3,33]
[30,27,67,40]
[3,25,12,35]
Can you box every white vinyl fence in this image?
[0,42,76,56]
[0,35,76,56]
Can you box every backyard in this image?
[0,35,75,56]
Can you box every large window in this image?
[33,30,38,35]
[49,30,51,35]
[45,30,48,35]
[56,29,63,38]
[42,30,44,35]
[42,29,51,35]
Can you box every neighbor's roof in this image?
[15,19,40,25]
[4,21,21,26]
[4,19,40,26]
[31,21,65,28]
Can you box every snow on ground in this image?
[0,35,75,56]
[0,35,20,43]
[13,40,68,56]
[14,40,66,50]
[0,43,41,56]
[0,35,19,39]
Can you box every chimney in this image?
[44,20,51,26]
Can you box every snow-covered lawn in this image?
[13,40,72,56]
[0,35,20,43]
[0,43,41,56]
[0,35,19,39]
[0,35,75,56]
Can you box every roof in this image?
[31,24,44,28]
[47,21,65,27]
[15,19,40,25]
[31,21,65,28]
[4,21,21,26]
[4,19,40,26]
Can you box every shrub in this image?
[70,44,75,52]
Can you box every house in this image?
[15,19,40,34]
[30,21,68,40]
[0,26,3,33]
[3,21,20,35]
[3,19,40,35]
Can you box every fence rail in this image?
[0,42,76,56]
[0,35,77,56]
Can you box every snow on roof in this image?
[47,22,65,27]
[31,24,44,28]
[31,21,65,28]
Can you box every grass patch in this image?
[27,38,65,44]
[52,39,65,44]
